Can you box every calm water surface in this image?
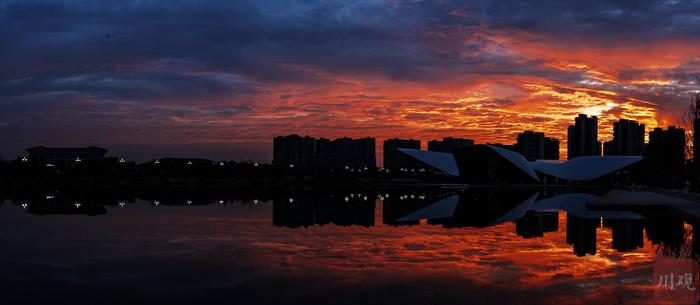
[0,189,695,304]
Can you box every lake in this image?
[0,188,697,304]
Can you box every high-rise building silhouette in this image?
[693,93,700,164]
[383,138,421,169]
[567,114,601,159]
[544,137,560,160]
[603,119,645,156]
[644,126,686,185]
[427,137,474,153]
[331,137,376,168]
[272,135,315,168]
[313,137,334,168]
[515,131,559,161]
[274,135,376,168]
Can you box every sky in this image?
[1,0,700,162]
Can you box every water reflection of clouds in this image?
[0,193,677,304]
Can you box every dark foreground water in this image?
[1,188,697,305]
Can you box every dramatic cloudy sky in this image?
[1,0,699,161]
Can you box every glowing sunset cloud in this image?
[0,0,698,161]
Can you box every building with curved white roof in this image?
[400,144,642,184]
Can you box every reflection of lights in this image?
[411,195,415,199]
[20,202,28,209]
[21,157,28,162]
[218,200,225,204]
[118,202,126,207]
[289,163,294,168]
[253,199,259,204]
[345,166,349,170]
[385,194,389,198]
[419,195,425,200]
[154,160,160,164]
[74,202,81,208]
[119,158,126,163]
[363,196,368,201]
[219,162,224,166]
[187,161,192,165]
[154,200,160,206]
[186,200,192,205]
[46,163,55,167]
[379,195,385,201]
[253,162,259,167]
[345,196,350,202]
[288,198,294,204]
[75,157,82,162]
[46,195,54,199]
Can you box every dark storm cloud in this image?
[2,0,699,83]
[474,0,700,43]
[0,0,546,84]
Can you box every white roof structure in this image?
[529,156,642,181]
[487,145,540,182]
[397,148,460,176]
[399,145,643,182]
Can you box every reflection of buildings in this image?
[382,193,436,226]
[603,218,644,252]
[603,119,645,156]
[383,138,421,169]
[272,195,375,228]
[273,135,376,169]
[646,214,686,256]
[26,146,108,163]
[429,190,538,228]
[428,137,474,153]
[566,213,597,256]
[516,211,558,238]
[567,114,601,159]
[515,131,559,161]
